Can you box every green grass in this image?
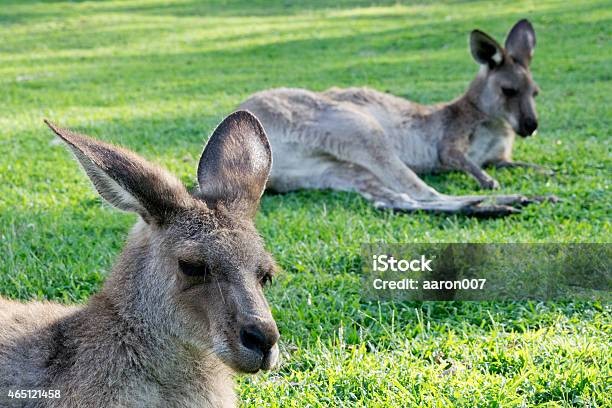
[1,0,610,406]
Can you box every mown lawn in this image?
[0,0,610,406]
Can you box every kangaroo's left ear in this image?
[470,29,505,69]
[505,19,536,67]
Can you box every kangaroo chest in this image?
[466,121,515,166]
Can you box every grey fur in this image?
[239,20,553,216]
[0,111,279,408]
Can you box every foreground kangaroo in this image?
[0,112,279,407]
[240,20,551,216]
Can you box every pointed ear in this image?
[505,19,536,67]
[196,111,272,218]
[45,120,190,224]
[470,30,505,69]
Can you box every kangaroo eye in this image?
[260,273,273,287]
[178,260,210,277]
[501,87,518,97]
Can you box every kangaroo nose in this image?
[524,118,538,135]
[240,324,279,355]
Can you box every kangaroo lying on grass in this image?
[0,111,279,408]
[240,20,553,216]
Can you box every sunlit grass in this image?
[0,0,610,406]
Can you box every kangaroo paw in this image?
[479,178,500,190]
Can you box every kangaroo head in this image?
[45,111,280,374]
[469,19,539,137]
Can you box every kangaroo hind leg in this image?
[326,164,520,217]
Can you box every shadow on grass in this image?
[3,0,605,128]
[1,0,414,19]
[1,0,603,20]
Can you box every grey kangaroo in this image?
[240,19,552,216]
[0,111,279,407]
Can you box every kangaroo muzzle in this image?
[518,117,538,137]
[237,319,280,372]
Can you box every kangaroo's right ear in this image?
[505,19,536,67]
[45,120,190,224]
[470,30,505,69]
[196,111,272,218]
